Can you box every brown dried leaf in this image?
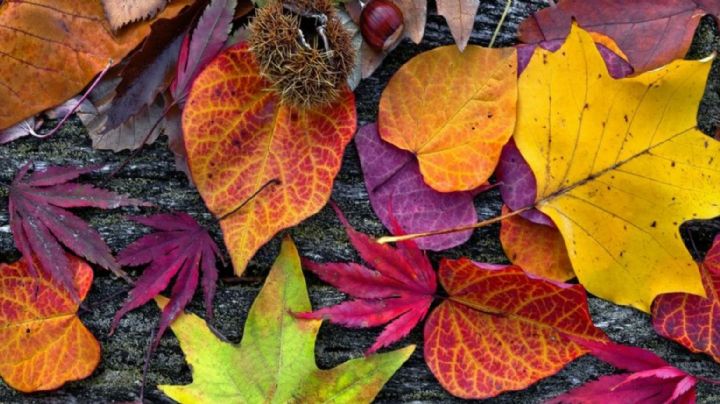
[102,0,170,30]
[437,0,479,51]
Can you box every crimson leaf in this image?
[8,163,148,298]
[111,213,222,349]
[296,203,436,354]
[549,339,699,403]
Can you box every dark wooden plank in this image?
[1,1,720,402]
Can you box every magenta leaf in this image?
[171,0,237,103]
[496,139,555,227]
[550,340,699,403]
[8,163,148,298]
[296,203,436,354]
[111,213,222,350]
[355,123,477,251]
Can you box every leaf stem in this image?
[489,0,513,48]
[217,179,281,221]
[376,205,531,244]
[32,59,114,140]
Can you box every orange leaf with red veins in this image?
[499,205,574,282]
[651,235,720,363]
[0,255,100,392]
[378,45,516,192]
[0,0,193,130]
[183,43,356,275]
[424,258,606,399]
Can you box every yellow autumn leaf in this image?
[515,24,718,312]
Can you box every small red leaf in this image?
[111,212,222,350]
[296,204,435,354]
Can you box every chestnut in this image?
[360,0,405,52]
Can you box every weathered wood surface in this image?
[1,1,720,402]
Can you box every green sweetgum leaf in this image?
[157,236,414,403]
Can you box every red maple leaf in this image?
[110,213,222,348]
[295,203,436,354]
[549,339,698,403]
[8,163,148,298]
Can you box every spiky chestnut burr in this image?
[249,0,355,108]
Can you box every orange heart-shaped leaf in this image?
[0,255,100,392]
[183,43,356,275]
[424,258,606,398]
[378,45,516,192]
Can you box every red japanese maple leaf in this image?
[296,203,436,354]
[8,163,147,298]
[110,213,222,348]
[549,339,698,403]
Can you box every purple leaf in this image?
[105,1,203,131]
[8,163,148,296]
[111,213,222,352]
[24,164,102,187]
[550,340,699,404]
[355,123,477,251]
[172,0,237,102]
[152,255,200,351]
[496,139,555,227]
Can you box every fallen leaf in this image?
[652,234,720,363]
[171,0,238,103]
[548,340,698,403]
[437,0,478,51]
[518,0,708,72]
[0,255,100,392]
[83,92,168,152]
[513,24,717,311]
[500,205,574,282]
[496,139,555,226]
[379,45,516,192]
[355,123,476,251]
[424,258,607,399]
[183,43,356,275]
[302,208,605,399]
[103,0,203,132]
[296,204,436,353]
[111,213,222,350]
[158,236,414,403]
[395,0,426,43]
[0,0,192,130]
[499,38,632,226]
[8,163,148,297]
[102,0,169,30]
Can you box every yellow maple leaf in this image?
[515,24,718,312]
